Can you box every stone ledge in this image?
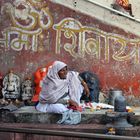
[0,106,107,124]
[0,106,140,126]
[0,123,140,137]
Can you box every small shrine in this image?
[106,89,133,128]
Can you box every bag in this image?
[57,109,81,125]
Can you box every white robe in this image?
[36,61,83,113]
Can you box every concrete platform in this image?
[1,106,140,138]
[0,105,140,126]
[0,106,106,124]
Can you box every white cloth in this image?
[36,102,68,113]
[36,61,83,113]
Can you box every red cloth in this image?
[31,62,54,102]
[67,106,83,112]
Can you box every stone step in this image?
[0,123,140,137]
[0,106,140,127]
[0,106,106,124]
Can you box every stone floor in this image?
[0,105,140,125]
[1,105,140,137]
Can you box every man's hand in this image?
[81,80,90,97]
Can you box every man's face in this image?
[58,66,68,79]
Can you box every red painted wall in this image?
[0,0,140,97]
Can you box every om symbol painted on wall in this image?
[0,0,140,64]
[0,0,53,51]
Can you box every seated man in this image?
[36,61,90,113]
[79,71,100,103]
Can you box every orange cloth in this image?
[116,0,129,9]
[31,62,54,102]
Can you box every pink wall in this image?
[0,0,140,97]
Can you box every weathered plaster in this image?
[0,0,140,97]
